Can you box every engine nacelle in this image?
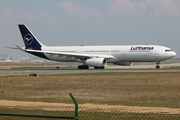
[85,58,107,67]
[114,62,133,66]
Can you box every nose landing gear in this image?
[156,62,160,69]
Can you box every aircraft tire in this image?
[156,65,160,69]
[94,67,105,69]
[78,65,89,69]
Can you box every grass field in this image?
[0,72,180,108]
[1,72,180,119]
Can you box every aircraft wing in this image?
[15,45,115,59]
[26,49,115,59]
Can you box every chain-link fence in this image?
[0,93,78,120]
[0,105,75,120]
[1,105,180,120]
[1,93,180,120]
[78,107,180,120]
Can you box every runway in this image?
[0,63,180,76]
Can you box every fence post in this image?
[69,93,78,120]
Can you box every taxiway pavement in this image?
[0,63,180,76]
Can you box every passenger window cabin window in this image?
[165,49,172,52]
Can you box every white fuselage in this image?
[16,24,177,69]
[41,45,176,63]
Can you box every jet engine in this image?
[114,62,133,66]
[85,58,107,67]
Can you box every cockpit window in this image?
[165,49,172,52]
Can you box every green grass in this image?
[1,72,180,108]
[1,72,180,119]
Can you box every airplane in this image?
[9,24,177,69]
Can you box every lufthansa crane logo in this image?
[24,34,33,45]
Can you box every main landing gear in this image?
[94,67,104,69]
[156,62,160,69]
[78,65,89,69]
[78,65,105,69]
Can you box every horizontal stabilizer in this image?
[6,46,19,50]
[6,45,25,51]
[16,45,25,51]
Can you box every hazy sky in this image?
[1,0,180,57]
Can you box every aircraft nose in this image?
[172,51,177,57]
[170,51,177,58]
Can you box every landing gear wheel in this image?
[94,67,105,69]
[156,65,160,69]
[156,61,160,69]
[78,65,89,69]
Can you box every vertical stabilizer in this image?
[18,24,46,50]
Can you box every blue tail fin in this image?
[18,24,45,50]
